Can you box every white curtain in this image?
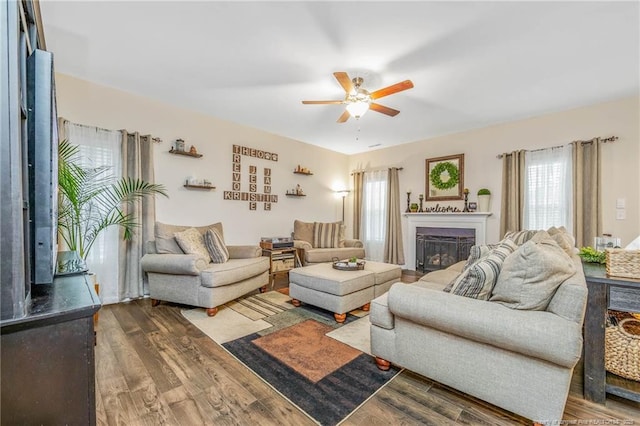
[65,122,122,305]
[362,170,388,262]
[523,144,573,231]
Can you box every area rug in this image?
[182,292,401,425]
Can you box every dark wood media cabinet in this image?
[1,274,101,425]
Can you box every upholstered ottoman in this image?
[289,261,401,322]
[365,261,402,297]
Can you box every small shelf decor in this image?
[294,165,312,175]
[169,148,203,158]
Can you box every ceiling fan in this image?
[302,72,414,123]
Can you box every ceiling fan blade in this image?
[333,72,354,93]
[370,80,414,100]
[370,103,400,117]
[302,100,345,104]
[337,110,350,123]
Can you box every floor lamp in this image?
[335,190,350,222]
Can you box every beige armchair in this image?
[292,219,365,265]
[141,222,269,316]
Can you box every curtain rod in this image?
[350,167,403,175]
[496,136,618,159]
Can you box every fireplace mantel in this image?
[405,212,492,270]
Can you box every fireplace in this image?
[416,227,475,273]
[405,212,491,271]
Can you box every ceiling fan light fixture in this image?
[346,100,370,119]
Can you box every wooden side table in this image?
[582,263,640,404]
[262,247,302,289]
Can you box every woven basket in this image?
[605,248,640,280]
[605,318,640,381]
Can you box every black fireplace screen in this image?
[416,227,475,273]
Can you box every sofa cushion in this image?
[305,247,365,264]
[155,221,224,254]
[419,268,461,287]
[200,257,270,288]
[445,239,518,300]
[313,221,341,248]
[174,227,211,262]
[204,228,229,263]
[490,231,577,310]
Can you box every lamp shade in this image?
[346,101,369,119]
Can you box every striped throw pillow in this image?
[463,244,499,271]
[504,230,538,245]
[312,222,340,248]
[445,238,518,300]
[204,228,229,263]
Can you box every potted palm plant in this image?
[57,140,168,263]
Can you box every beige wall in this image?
[349,96,640,252]
[56,73,639,257]
[55,74,350,244]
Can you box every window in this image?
[66,122,122,304]
[361,170,388,262]
[523,145,573,231]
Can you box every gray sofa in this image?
[292,219,365,265]
[370,230,587,423]
[141,222,269,316]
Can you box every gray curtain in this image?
[572,138,602,248]
[119,131,157,299]
[499,150,526,237]
[352,171,365,239]
[383,168,405,264]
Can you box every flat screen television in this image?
[27,49,58,285]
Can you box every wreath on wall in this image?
[430,161,459,190]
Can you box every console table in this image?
[1,274,101,424]
[582,263,640,404]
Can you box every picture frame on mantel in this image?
[425,154,464,201]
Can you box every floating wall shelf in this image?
[169,149,203,158]
[184,184,215,190]
[293,171,313,175]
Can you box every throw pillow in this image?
[444,239,518,300]
[547,226,576,256]
[155,221,224,254]
[490,231,576,310]
[204,228,229,263]
[174,227,211,262]
[503,229,538,246]
[293,220,314,244]
[463,243,498,271]
[313,222,340,248]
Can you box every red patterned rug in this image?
[222,304,401,426]
[253,319,361,383]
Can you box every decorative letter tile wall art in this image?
[224,145,279,210]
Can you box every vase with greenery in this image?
[477,188,491,212]
[410,203,419,212]
[57,140,168,260]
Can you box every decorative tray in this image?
[332,259,366,271]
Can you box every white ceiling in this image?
[40,1,639,155]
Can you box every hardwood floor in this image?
[95,273,640,425]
